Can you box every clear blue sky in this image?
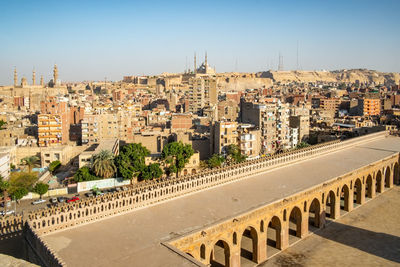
[1,0,399,85]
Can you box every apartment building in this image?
[188,77,217,115]
[37,114,62,147]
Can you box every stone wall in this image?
[24,222,65,267]
[28,131,387,236]
[0,214,23,237]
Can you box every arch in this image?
[288,206,302,243]
[183,169,188,176]
[376,170,383,193]
[200,244,206,260]
[340,184,350,212]
[191,169,197,175]
[384,166,391,188]
[267,216,282,257]
[353,178,362,206]
[394,163,400,185]
[210,240,231,267]
[309,198,321,229]
[325,190,336,219]
[240,226,259,264]
[365,175,373,199]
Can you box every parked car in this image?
[85,192,94,197]
[32,199,46,205]
[122,187,129,191]
[0,210,15,216]
[58,197,66,203]
[67,196,80,203]
[115,187,122,192]
[50,197,58,204]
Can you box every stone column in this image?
[359,185,366,205]
[333,197,341,219]
[230,245,241,267]
[279,222,289,250]
[256,232,267,263]
[347,190,354,212]
[370,181,376,198]
[300,213,309,238]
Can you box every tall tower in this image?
[40,75,44,87]
[53,64,58,85]
[14,67,18,86]
[194,53,197,74]
[205,51,208,73]
[278,53,284,71]
[32,69,36,85]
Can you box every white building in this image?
[0,153,11,180]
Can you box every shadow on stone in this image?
[315,221,400,264]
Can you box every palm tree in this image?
[91,150,116,178]
[21,156,40,173]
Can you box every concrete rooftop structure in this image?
[42,135,400,267]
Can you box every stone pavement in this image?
[41,136,400,267]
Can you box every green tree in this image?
[115,143,150,182]
[8,172,38,194]
[73,166,100,182]
[0,175,10,213]
[296,142,310,149]
[207,154,225,168]
[161,141,194,177]
[91,150,116,178]
[0,119,6,129]
[226,144,246,164]
[48,160,61,174]
[21,156,40,173]
[140,163,163,181]
[12,188,28,200]
[33,182,49,199]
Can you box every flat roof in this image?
[43,136,400,267]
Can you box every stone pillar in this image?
[388,173,394,188]
[230,245,241,267]
[279,222,289,250]
[256,233,267,263]
[333,198,341,219]
[359,185,366,205]
[347,190,354,212]
[300,213,309,238]
[370,181,376,198]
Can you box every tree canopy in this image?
[115,143,150,181]
[48,160,61,174]
[140,163,163,181]
[92,150,116,178]
[73,166,99,182]
[8,172,37,200]
[21,156,40,173]
[33,182,49,199]
[225,144,246,164]
[207,154,225,168]
[161,141,194,177]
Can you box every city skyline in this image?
[1,0,400,85]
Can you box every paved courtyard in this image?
[41,136,400,267]
[261,186,400,267]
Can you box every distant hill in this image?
[258,69,400,85]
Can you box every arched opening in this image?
[191,169,197,175]
[267,216,281,257]
[394,163,400,185]
[353,178,362,207]
[376,171,383,193]
[325,191,336,219]
[289,206,302,244]
[365,175,373,199]
[210,240,230,267]
[200,244,206,260]
[340,184,350,212]
[309,198,321,231]
[183,169,188,175]
[385,167,391,188]
[240,226,258,264]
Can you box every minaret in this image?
[205,51,208,73]
[40,75,44,87]
[14,68,18,86]
[194,53,197,74]
[32,69,36,85]
[53,64,58,85]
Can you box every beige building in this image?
[213,121,238,155]
[188,77,217,115]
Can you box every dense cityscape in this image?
[0,1,399,267]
